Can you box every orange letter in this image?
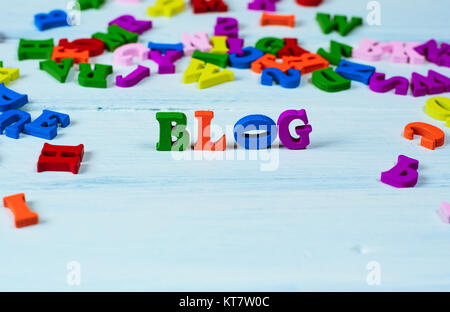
[3,193,38,228]
[403,122,445,150]
[194,111,226,151]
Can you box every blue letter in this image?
[229,47,264,69]
[24,110,70,140]
[261,68,301,88]
[0,109,31,139]
[335,59,375,84]
[0,83,28,112]
[34,10,69,31]
[234,114,277,149]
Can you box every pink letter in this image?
[181,32,212,56]
[113,43,149,66]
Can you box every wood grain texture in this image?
[0,0,449,291]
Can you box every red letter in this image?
[37,143,85,174]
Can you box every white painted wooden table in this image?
[0,0,449,291]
